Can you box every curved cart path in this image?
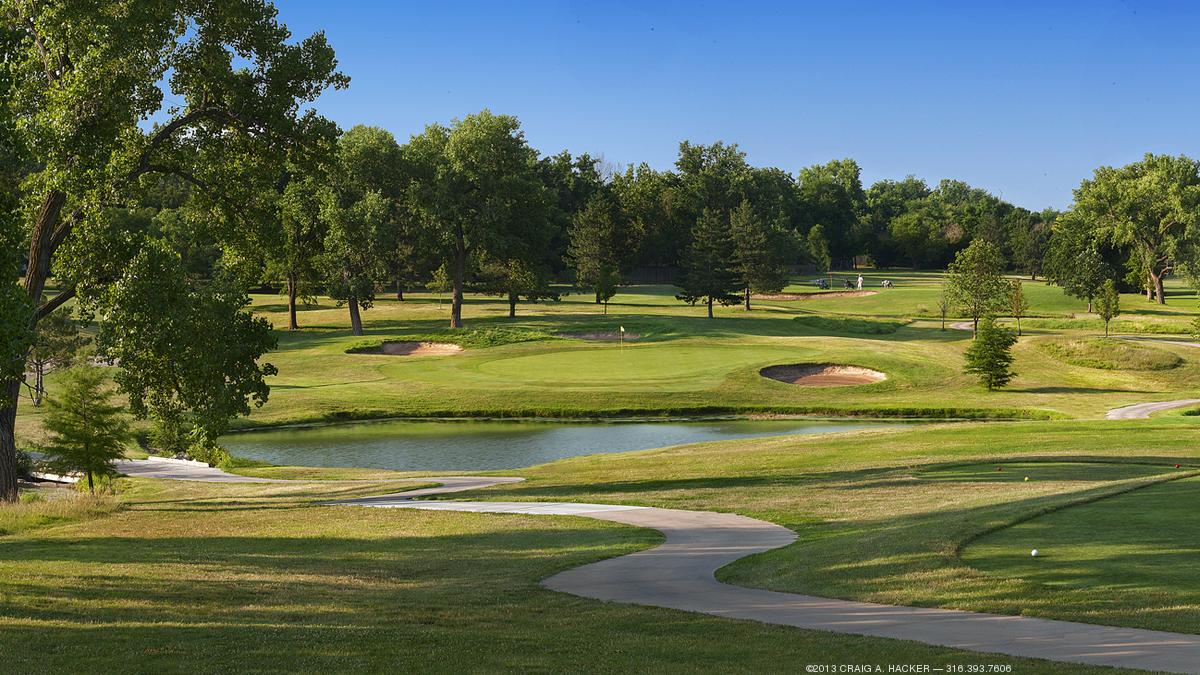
[1106,399,1200,420]
[331,478,1200,674]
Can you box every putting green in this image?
[962,473,1200,595]
[383,341,833,390]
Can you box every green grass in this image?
[344,326,558,352]
[475,419,1200,634]
[0,487,119,537]
[0,478,1109,673]
[963,475,1200,604]
[1040,337,1185,371]
[793,314,910,334]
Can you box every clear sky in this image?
[276,1,1200,210]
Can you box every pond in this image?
[221,418,904,471]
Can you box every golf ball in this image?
[1031,549,1039,557]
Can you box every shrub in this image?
[14,449,34,479]
[186,428,232,468]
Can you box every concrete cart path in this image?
[333,478,1200,674]
[1105,399,1200,420]
[115,457,283,483]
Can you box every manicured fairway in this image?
[964,474,1200,599]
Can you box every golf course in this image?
[9,3,1200,673]
[7,274,1200,672]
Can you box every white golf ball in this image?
[1031,549,1039,557]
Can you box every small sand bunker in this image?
[760,363,886,387]
[564,331,641,341]
[373,341,463,356]
[752,291,878,301]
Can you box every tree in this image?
[1045,214,1111,312]
[475,257,558,318]
[937,281,952,331]
[26,307,86,406]
[807,224,831,274]
[321,126,402,336]
[797,159,865,267]
[1096,279,1121,336]
[568,192,633,306]
[1073,154,1200,305]
[0,1,346,502]
[272,174,327,331]
[731,201,795,310]
[406,110,552,328]
[963,317,1017,390]
[1007,279,1029,336]
[946,239,1008,334]
[675,209,741,318]
[37,366,131,495]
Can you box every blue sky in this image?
[277,1,1200,210]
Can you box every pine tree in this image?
[963,317,1018,390]
[675,209,742,318]
[731,201,794,310]
[38,366,132,495]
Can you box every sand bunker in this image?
[564,331,642,341]
[752,291,878,301]
[371,341,463,356]
[760,363,886,387]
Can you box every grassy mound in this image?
[1040,337,1183,371]
[346,327,557,353]
[793,315,910,335]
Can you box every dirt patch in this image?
[369,341,463,356]
[564,331,641,341]
[760,363,887,387]
[752,291,878,301]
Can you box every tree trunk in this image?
[396,286,404,301]
[1016,317,1021,336]
[1087,298,1093,313]
[707,298,714,319]
[450,248,464,329]
[348,298,363,336]
[87,471,94,496]
[595,289,601,304]
[508,292,517,318]
[0,380,20,503]
[1151,269,1166,305]
[744,287,751,311]
[33,365,44,407]
[603,300,608,315]
[286,273,299,331]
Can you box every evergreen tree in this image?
[1096,279,1121,336]
[675,209,741,318]
[37,366,132,495]
[731,201,795,310]
[568,193,630,307]
[963,317,1018,390]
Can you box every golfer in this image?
[856,274,864,290]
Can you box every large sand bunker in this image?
[563,331,642,341]
[369,341,463,356]
[752,290,878,301]
[760,363,886,387]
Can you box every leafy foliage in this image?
[1096,279,1120,336]
[946,239,1007,331]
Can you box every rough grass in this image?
[1040,337,1184,371]
[0,487,120,536]
[792,314,911,334]
[0,478,1105,673]
[345,326,558,353]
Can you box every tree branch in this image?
[33,285,75,323]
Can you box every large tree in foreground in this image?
[405,110,551,328]
[1073,154,1200,305]
[0,1,346,502]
